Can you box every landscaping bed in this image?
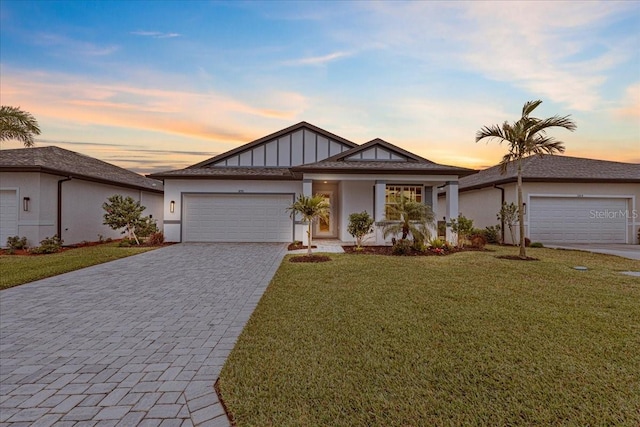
[342,245,489,256]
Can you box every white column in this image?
[374,180,386,244]
[430,185,438,240]
[300,178,313,245]
[445,181,459,244]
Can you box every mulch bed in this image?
[289,255,332,263]
[496,255,540,261]
[342,246,490,256]
[287,243,317,251]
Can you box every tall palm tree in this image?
[0,106,41,147]
[476,100,576,258]
[381,198,434,243]
[287,194,330,256]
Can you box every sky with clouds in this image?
[1,1,638,174]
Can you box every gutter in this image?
[494,185,505,244]
[57,176,72,240]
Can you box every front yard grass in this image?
[219,245,640,426]
[0,242,157,289]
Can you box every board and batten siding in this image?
[213,129,352,167]
[346,146,407,161]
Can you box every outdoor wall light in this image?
[522,203,527,215]
[170,200,175,213]
[23,197,30,211]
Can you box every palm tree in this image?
[476,100,576,258]
[287,194,330,256]
[381,198,435,243]
[0,106,41,147]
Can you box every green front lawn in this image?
[219,246,640,426]
[0,242,157,289]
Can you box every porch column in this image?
[445,181,459,244]
[430,185,438,240]
[300,179,313,245]
[374,180,386,244]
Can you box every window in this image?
[385,185,423,220]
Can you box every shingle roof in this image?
[459,155,640,191]
[0,146,163,193]
[149,167,298,180]
[293,139,476,176]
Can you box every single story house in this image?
[438,155,640,245]
[149,122,475,244]
[0,146,164,247]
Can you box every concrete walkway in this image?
[0,243,286,426]
[545,243,640,261]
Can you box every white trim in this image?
[18,221,55,226]
[303,173,455,183]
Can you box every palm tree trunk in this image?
[307,221,312,256]
[517,159,526,259]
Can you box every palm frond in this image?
[0,106,41,147]
[522,100,543,117]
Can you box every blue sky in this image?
[1,1,638,173]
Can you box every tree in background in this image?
[287,194,330,256]
[497,202,519,245]
[476,100,576,258]
[0,106,41,147]
[102,195,153,245]
[347,211,374,249]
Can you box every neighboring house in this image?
[0,146,164,247]
[149,122,475,244]
[438,155,640,245]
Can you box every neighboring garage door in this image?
[529,196,628,244]
[183,193,294,242]
[0,190,19,247]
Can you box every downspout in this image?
[494,185,505,244]
[57,176,72,240]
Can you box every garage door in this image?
[529,197,628,244]
[183,193,294,242]
[0,190,19,247]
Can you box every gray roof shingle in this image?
[0,146,163,192]
[459,155,640,190]
[150,167,297,180]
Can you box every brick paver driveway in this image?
[0,243,286,426]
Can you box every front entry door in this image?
[314,191,336,238]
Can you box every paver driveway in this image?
[0,243,286,426]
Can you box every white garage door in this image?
[529,197,628,244]
[0,190,19,247]
[183,193,294,242]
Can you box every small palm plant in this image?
[287,194,330,256]
[381,198,434,245]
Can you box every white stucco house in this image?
[438,155,640,245]
[0,146,164,247]
[149,122,475,244]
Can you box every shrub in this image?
[450,215,474,247]
[470,233,487,249]
[136,218,159,239]
[29,235,63,254]
[530,242,544,248]
[391,239,412,255]
[484,225,501,244]
[411,239,426,253]
[428,238,445,249]
[347,211,374,248]
[637,227,640,245]
[147,232,165,246]
[118,239,132,247]
[6,236,28,250]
